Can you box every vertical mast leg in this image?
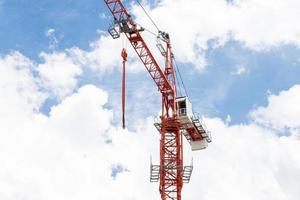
[160,118,183,200]
[159,38,182,200]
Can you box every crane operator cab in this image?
[175,97,212,151]
[176,96,194,123]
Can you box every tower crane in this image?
[102,0,212,199]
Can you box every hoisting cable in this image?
[134,0,160,32]
[121,48,128,129]
[173,57,190,98]
[144,28,158,37]
[135,22,158,37]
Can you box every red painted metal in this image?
[121,48,127,129]
[103,1,182,199]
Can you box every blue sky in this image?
[0,0,104,57]
[1,0,299,125]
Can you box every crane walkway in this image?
[154,115,211,145]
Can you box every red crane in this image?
[103,1,211,199]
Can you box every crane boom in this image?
[104,0,175,112]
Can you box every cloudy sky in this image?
[0,0,300,199]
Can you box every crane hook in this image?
[121,48,127,129]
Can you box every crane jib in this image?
[103,0,175,100]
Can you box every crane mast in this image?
[103,1,211,199]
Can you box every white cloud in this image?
[0,51,82,101]
[0,54,158,199]
[38,52,82,99]
[67,35,143,74]
[129,0,300,70]
[231,64,248,75]
[45,28,59,49]
[250,85,300,133]
[45,29,55,37]
[0,50,83,102]
[0,52,46,116]
[46,85,112,146]
[0,83,159,199]
[185,117,300,200]
[1,53,300,199]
